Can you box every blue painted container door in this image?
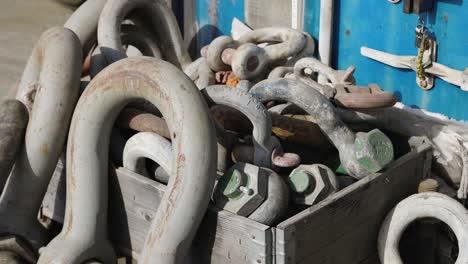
[194,0,468,120]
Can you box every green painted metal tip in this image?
[219,169,246,199]
[289,170,312,194]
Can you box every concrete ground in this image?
[0,0,74,96]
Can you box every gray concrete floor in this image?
[0,0,74,96]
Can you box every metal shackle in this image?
[268,66,294,79]
[90,23,163,78]
[0,27,82,251]
[214,162,289,225]
[64,0,107,57]
[123,132,172,184]
[202,85,279,169]
[98,0,191,69]
[202,28,307,80]
[285,32,316,66]
[120,24,162,59]
[294,57,396,109]
[294,57,355,87]
[183,57,216,89]
[0,100,29,192]
[378,192,468,264]
[250,78,394,179]
[37,58,217,264]
[232,27,307,80]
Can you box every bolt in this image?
[354,129,394,173]
[289,164,338,205]
[220,169,247,199]
[239,186,254,196]
[289,170,314,194]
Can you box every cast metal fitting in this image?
[98,0,191,69]
[37,57,217,264]
[294,57,396,109]
[202,85,298,169]
[230,144,301,169]
[0,27,81,251]
[288,164,338,205]
[250,78,394,179]
[64,0,107,57]
[120,24,162,59]
[116,107,171,139]
[117,106,232,176]
[214,163,289,225]
[378,192,468,264]
[183,57,215,89]
[123,132,172,184]
[268,66,294,79]
[0,100,29,191]
[90,23,165,78]
[202,28,307,80]
[285,32,316,66]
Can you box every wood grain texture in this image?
[42,166,272,263]
[41,145,431,264]
[274,144,432,264]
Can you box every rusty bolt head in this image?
[213,163,268,216]
[354,129,394,174]
[288,164,338,205]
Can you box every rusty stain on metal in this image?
[116,108,171,139]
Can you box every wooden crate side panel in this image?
[275,146,432,264]
[42,167,272,264]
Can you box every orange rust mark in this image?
[226,76,240,87]
[40,143,49,155]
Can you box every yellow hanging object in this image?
[416,32,427,82]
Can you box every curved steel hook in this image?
[120,24,162,59]
[90,23,163,78]
[202,85,278,168]
[231,27,306,79]
[38,57,217,264]
[123,132,172,183]
[98,0,191,69]
[250,78,393,178]
[294,57,396,109]
[64,0,107,57]
[0,27,82,250]
[378,192,468,264]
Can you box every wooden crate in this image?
[41,144,432,264]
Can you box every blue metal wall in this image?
[194,0,468,120]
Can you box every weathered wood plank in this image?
[42,166,272,264]
[275,144,432,264]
